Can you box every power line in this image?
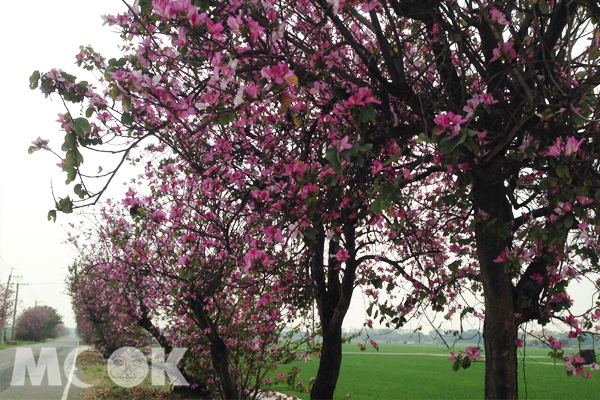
[22,283,65,285]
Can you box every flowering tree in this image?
[66,158,317,398]
[32,0,600,399]
[14,306,63,342]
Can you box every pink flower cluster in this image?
[433,112,468,138]
[565,354,599,378]
[490,41,517,63]
[260,62,297,86]
[342,87,381,108]
[544,137,584,158]
[449,346,483,361]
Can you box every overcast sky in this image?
[0,0,125,327]
[0,1,594,336]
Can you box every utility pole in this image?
[0,269,13,344]
[10,278,27,341]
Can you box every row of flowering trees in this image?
[14,306,65,342]
[34,0,600,399]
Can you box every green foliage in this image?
[326,147,342,174]
[359,105,376,122]
[29,70,40,90]
[438,132,467,154]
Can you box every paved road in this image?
[0,337,86,400]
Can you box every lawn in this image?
[269,343,599,400]
[74,343,599,399]
[0,339,44,351]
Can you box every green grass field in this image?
[270,343,599,400]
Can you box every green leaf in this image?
[361,143,373,152]
[85,108,94,118]
[439,133,467,154]
[29,70,41,90]
[218,112,235,125]
[121,112,132,125]
[462,356,471,369]
[540,176,558,189]
[556,164,570,178]
[47,210,57,223]
[111,85,121,98]
[66,167,77,184]
[303,227,319,243]
[58,197,73,213]
[28,146,36,154]
[340,143,360,158]
[74,183,86,199]
[452,359,461,372]
[74,117,91,132]
[359,105,376,123]
[463,139,480,155]
[595,189,600,203]
[70,122,84,137]
[326,147,342,174]
[60,71,77,83]
[415,132,430,143]
[371,198,383,215]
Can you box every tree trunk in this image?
[210,337,238,400]
[309,221,357,400]
[311,321,343,400]
[190,299,238,399]
[473,162,518,400]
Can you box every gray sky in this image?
[0,0,124,327]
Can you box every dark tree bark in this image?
[310,220,357,400]
[473,161,518,400]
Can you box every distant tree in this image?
[15,306,63,341]
[0,282,14,339]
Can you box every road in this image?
[0,337,86,400]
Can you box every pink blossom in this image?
[490,8,509,25]
[245,82,260,99]
[490,41,517,62]
[545,137,563,157]
[342,87,381,108]
[227,14,241,32]
[549,336,566,350]
[564,137,584,156]
[515,338,523,348]
[433,112,468,138]
[206,19,225,40]
[31,137,51,151]
[260,62,296,86]
[493,251,507,263]
[246,18,265,44]
[335,249,350,262]
[465,347,483,360]
[530,273,543,285]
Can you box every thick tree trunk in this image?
[311,321,343,400]
[473,162,518,400]
[309,222,356,400]
[210,337,238,400]
[190,300,238,399]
